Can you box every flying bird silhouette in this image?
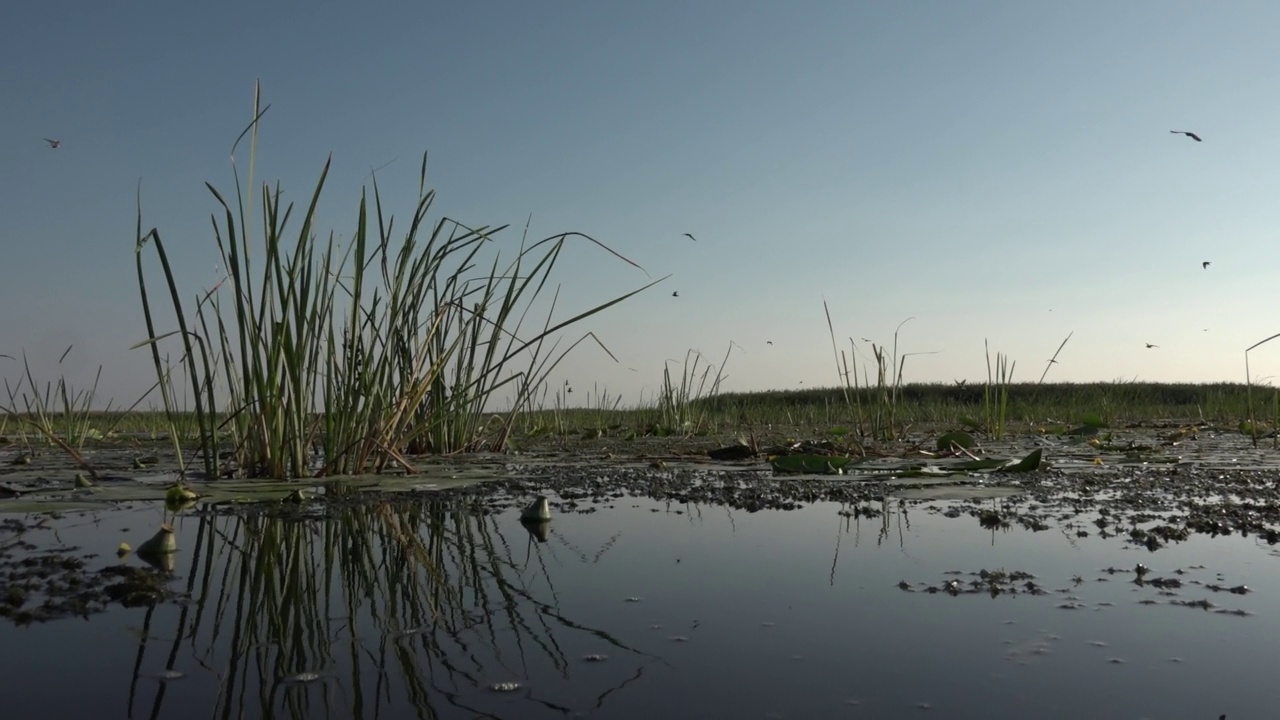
[43,139,61,149]
[1202,261,1211,269]
[683,233,697,242]
[672,291,679,297]
[1170,130,1202,142]
[1145,343,1159,349]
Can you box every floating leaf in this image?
[137,524,177,556]
[770,455,852,474]
[997,449,1042,473]
[936,431,977,451]
[947,458,1007,471]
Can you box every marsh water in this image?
[2,472,1274,719]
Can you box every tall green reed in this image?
[134,84,661,479]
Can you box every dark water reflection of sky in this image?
[2,495,1276,719]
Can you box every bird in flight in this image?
[1145,343,1159,349]
[672,291,679,297]
[683,233,697,242]
[43,138,61,149]
[1202,261,1211,269]
[1170,130,1202,142]
[766,341,773,345]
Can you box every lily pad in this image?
[936,431,977,451]
[997,448,1042,473]
[770,455,853,474]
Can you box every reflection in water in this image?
[120,499,657,719]
[2,491,1277,718]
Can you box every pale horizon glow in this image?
[6,1,1280,411]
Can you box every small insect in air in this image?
[1145,343,1159,349]
[683,233,697,242]
[1170,130,1202,142]
[43,138,61,149]
[1202,261,1211,269]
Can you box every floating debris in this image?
[164,485,197,507]
[139,669,185,681]
[490,681,524,693]
[136,525,177,558]
[520,496,551,522]
[1205,584,1250,595]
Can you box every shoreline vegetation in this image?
[0,380,1273,445]
[6,86,1280,480]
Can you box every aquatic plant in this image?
[0,346,155,477]
[1243,331,1280,448]
[133,83,661,479]
[0,346,107,450]
[1037,331,1073,384]
[658,344,734,434]
[984,340,1015,440]
[823,308,930,441]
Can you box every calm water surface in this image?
[1,492,1274,719]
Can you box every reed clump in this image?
[134,85,658,480]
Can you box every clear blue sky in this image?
[6,0,1280,410]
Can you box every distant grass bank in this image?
[2,381,1266,448]
[516,381,1272,440]
[704,381,1258,426]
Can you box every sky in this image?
[6,0,1280,411]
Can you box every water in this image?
[0,493,1273,719]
